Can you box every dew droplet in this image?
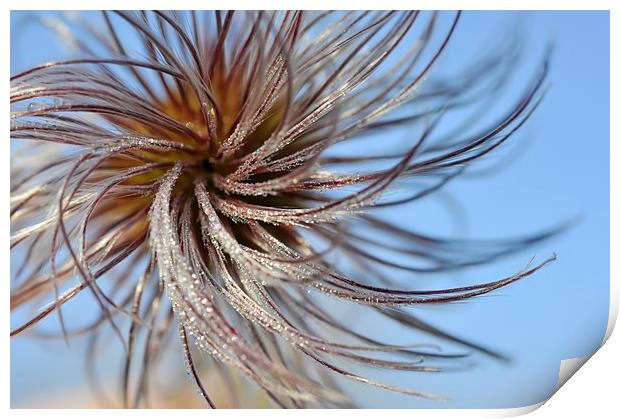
[27,102,45,111]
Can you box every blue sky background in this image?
[10,11,610,408]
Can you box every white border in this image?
[2,1,618,11]
[3,1,617,417]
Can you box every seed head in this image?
[11,11,555,408]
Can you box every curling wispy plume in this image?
[11,10,555,408]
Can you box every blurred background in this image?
[10,11,609,408]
